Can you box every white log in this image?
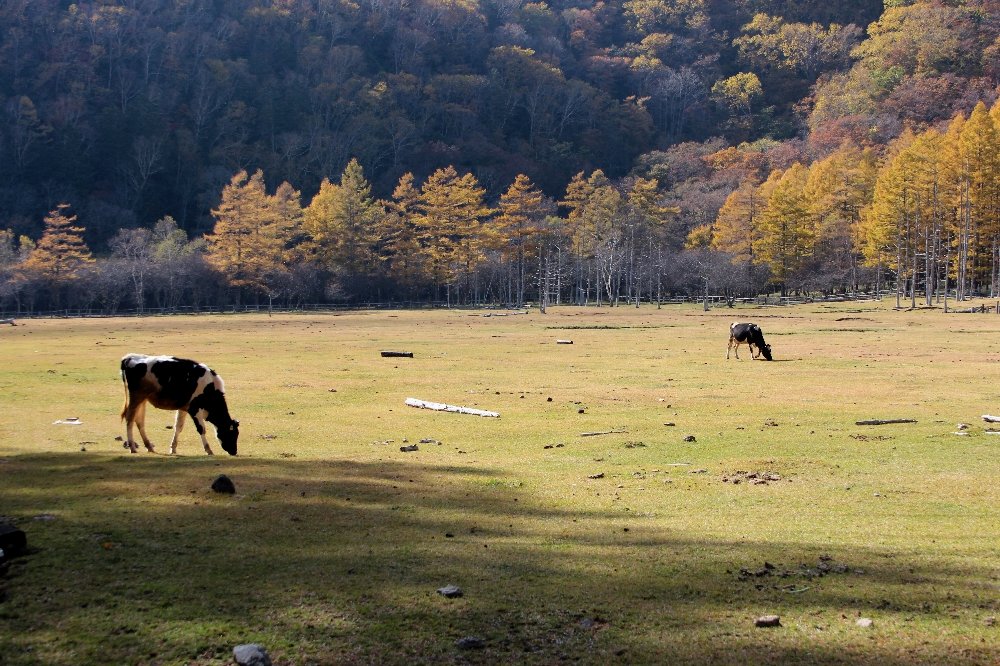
[405,397,499,418]
[982,415,1000,423]
[556,339,573,344]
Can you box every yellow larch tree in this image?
[757,163,813,293]
[19,204,94,306]
[492,174,553,306]
[206,170,301,302]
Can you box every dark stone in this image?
[0,524,26,556]
[211,475,236,494]
[755,615,781,627]
[455,636,485,650]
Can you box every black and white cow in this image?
[120,353,239,455]
[727,322,773,361]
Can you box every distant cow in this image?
[728,322,773,361]
[120,353,239,455]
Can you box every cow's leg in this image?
[123,400,141,454]
[169,410,186,454]
[190,414,214,455]
[135,401,156,452]
[727,336,736,359]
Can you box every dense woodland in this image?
[0,0,997,312]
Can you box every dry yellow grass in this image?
[0,303,997,664]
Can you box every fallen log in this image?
[982,415,1000,423]
[405,397,499,418]
[0,318,14,326]
[580,429,627,437]
[556,339,573,344]
[855,418,916,426]
[381,350,414,358]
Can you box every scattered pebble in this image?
[683,435,696,442]
[856,618,874,628]
[588,472,605,479]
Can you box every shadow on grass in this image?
[0,452,996,665]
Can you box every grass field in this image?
[0,303,998,665]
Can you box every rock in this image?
[437,585,463,598]
[233,643,272,666]
[956,423,969,430]
[683,435,696,442]
[856,617,874,628]
[690,469,708,474]
[400,444,419,452]
[455,636,486,650]
[755,615,781,628]
[0,524,26,556]
[211,475,236,494]
[587,472,605,479]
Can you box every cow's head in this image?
[759,343,773,361]
[219,419,239,455]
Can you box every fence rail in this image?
[0,293,902,320]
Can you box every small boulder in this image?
[400,444,419,452]
[0,524,27,556]
[211,475,236,494]
[856,618,874,628]
[233,644,272,666]
[437,585,463,598]
[683,435,696,442]
[455,636,485,650]
[755,615,781,628]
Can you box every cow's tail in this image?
[120,357,130,420]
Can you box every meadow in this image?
[0,302,997,665]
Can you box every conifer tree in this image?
[757,163,813,293]
[304,158,379,276]
[414,166,492,301]
[20,204,94,285]
[958,102,1000,296]
[206,170,301,301]
[379,173,427,295]
[493,174,553,306]
[712,177,763,265]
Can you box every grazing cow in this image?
[120,353,239,455]
[728,322,773,361]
